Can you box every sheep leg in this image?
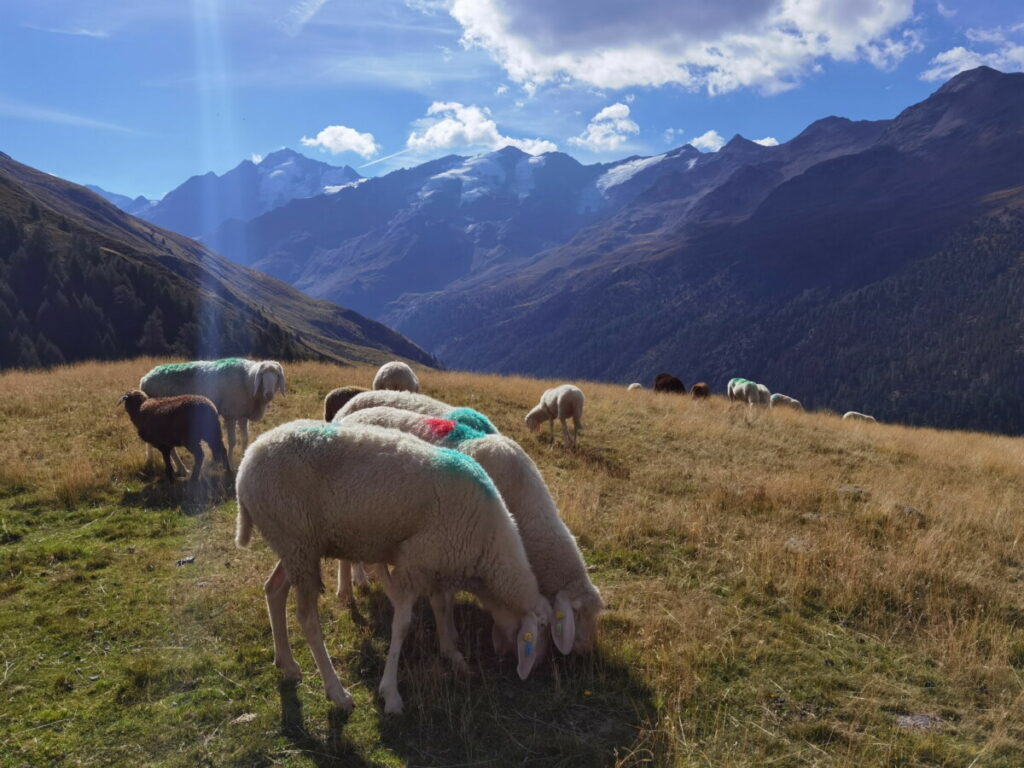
[239,419,250,454]
[159,448,175,483]
[561,417,573,448]
[210,437,231,474]
[169,448,188,477]
[549,419,555,441]
[429,591,467,672]
[379,589,415,714]
[186,442,204,483]
[293,572,354,711]
[224,418,237,460]
[336,560,353,605]
[264,560,301,680]
[352,562,368,587]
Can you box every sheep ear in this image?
[250,367,263,398]
[276,369,287,396]
[516,614,540,680]
[551,591,575,655]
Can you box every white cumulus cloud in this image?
[921,25,1024,81]
[568,103,640,152]
[300,124,380,158]
[434,0,921,95]
[753,136,779,146]
[663,127,684,144]
[691,129,726,152]
[406,101,557,154]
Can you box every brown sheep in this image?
[323,386,369,422]
[119,390,231,483]
[653,373,686,393]
[690,382,710,398]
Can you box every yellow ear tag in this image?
[555,611,565,620]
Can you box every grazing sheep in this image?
[770,393,804,410]
[337,407,604,657]
[323,386,368,422]
[627,383,642,391]
[728,378,769,407]
[525,385,585,448]
[843,411,877,423]
[727,377,747,402]
[690,382,710,398]
[337,389,498,434]
[234,420,551,714]
[372,361,420,393]
[653,373,686,393]
[118,390,230,483]
[140,358,286,463]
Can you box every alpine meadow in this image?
[4,0,1024,766]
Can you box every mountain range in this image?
[0,151,434,370]
[95,148,362,240]
[90,66,1024,433]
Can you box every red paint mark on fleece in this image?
[424,418,457,439]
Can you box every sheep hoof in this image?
[327,685,355,712]
[277,659,302,681]
[382,693,403,715]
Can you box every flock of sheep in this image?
[630,372,877,422]
[116,357,876,714]
[118,358,597,714]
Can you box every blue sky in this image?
[1,0,1021,199]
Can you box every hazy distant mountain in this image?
[122,148,362,238]
[0,152,435,370]
[84,184,155,216]
[391,66,1024,433]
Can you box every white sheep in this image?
[770,393,804,410]
[627,383,642,391]
[728,378,765,406]
[372,361,420,393]
[337,389,498,434]
[234,420,551,714]
[843,411,877,422]
[140,358,286,466]
[337,407,603,658]
[525,384,585,448]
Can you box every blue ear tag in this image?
[523,632,534,657]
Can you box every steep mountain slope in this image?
[389,66,1024,433]
[133,148,361,238]
[0,152,435,370]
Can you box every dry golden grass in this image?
[2,358,1023,766]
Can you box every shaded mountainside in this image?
[0,152,436,370]
[388,66,1024,434]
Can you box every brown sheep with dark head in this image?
[653,373,686,393]
[119,390,231,483]
[690,382,710,398]
[323,386,369,422]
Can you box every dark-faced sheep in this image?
[119,390,231,483]
[690,382,710,398]
[653,373,686,393]
[323,386,368,422]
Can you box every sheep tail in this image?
[235,501,254,548]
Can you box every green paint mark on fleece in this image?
[295,423,341,442]
[448,408,497,435]
[442,423,488,446]
[151,358,247,375]
[433,448,497,498]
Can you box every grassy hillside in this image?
[2,359,1023,767]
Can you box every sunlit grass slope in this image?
[2,359,1023,767]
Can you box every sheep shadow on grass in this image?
[333,586,662,767]
[120,470,234,516]
[275,680,373,768]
